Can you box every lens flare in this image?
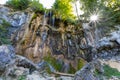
[90,15,98,22]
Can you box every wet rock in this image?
[0,45,15,75]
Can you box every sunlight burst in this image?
[90,14,98,22]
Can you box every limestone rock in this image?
[0,45,15,75]
[74,59,104,80]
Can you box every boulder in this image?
[97,30,120,48]
[74,59,104,80]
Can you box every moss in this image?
[103,65,120,78]
[94,69,100,76]
[18,75,26,80]
[1,19,11,27]
[0,37,11,44]
[43,54,62,72]
[0,19,11,45]
[31,13,37,20]
[77,58,86,70]
[68,64,76,74]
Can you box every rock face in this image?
[97,29,120,48]
[0,5,30,40]
[0,45,74,80]
[0,5,85,73]
[95,29,120,59]
[0,45,15,75]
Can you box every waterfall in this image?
[49,10,52,25]
[95,29,99,43]
[41,11,48,45]
[43,11,46,26]
[49,10,55,27]
[52,16,55,27]
[33,42,39,57]
[82,23,96,47]
[82,23,103,48]
[38,61,56,72]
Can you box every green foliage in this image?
[80,0,120,22]
[68,58,86,74]
[65,18,76,25]
[43,54,62,72]
[0,19,11,45]
[6,0,44,12]
[69,64,76,74]
[80,0,120,34]
[18,75,26,80]
[53,0,75,21]
[103,65,120,78]
[6,0,31,10]
[77,58,86,70]
[29,0,44,12]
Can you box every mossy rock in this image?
[43,54,63,72]
[0,19,11,45]
[68,64,76,74]
[77,58,87,70]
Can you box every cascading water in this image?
[33,37,40,58]
[52,16,55,27]
[82,23,96,47]
[38,11,49,59]
[43,11,46,26]
[49,10,55,27]
[49,10,52,25]
[94,24,100,46]
[82,22,103,48]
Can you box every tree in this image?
[52,0,75,20]
[79,0,120,25]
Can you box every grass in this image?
[43,54,62,72]
[103,65,120,78]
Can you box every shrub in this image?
[6,0,31,10]
[6,0,44,12]
[44,55,62,72]
[0,19,11,45]
[29,0,44,12]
